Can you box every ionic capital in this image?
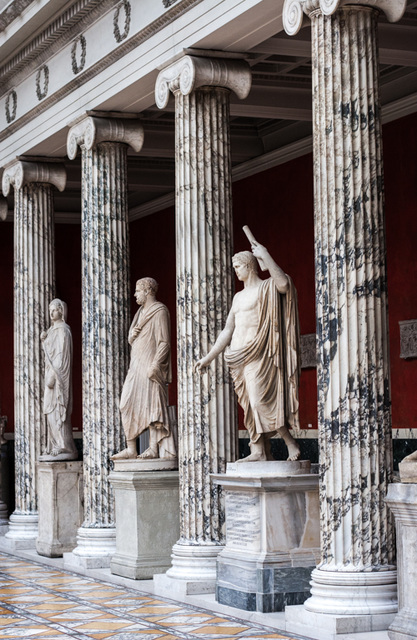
[67,116,144,160]
[283,0,407,35]
[155,55,252,109]
[2,160,66,196]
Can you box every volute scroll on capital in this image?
[283,0,407,35]
[155,55,252,109]
[66,116,144,160]
[2,160,67,197]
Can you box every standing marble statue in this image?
[196,229,301,462]
[40,299,77,461]
[112,278,176,460]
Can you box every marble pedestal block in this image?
[0,444,9,535]
[36,461,83,557]
[386,482,417,640]
[212,461,320,612]
[109,468,179,580]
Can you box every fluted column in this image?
[155,56,251,587]
[283,0,407,617]
[2,160,65,546]
[66,116,144,568]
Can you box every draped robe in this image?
[224,276,300,442]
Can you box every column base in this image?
[305,567,397,615]
[4,513,38,549]
[63,526,116,570]
[153,543,223,596]
[388,608,417,640]
[285,604,396,640]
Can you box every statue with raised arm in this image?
[40,299,78,461]
[111,277,176,461]
[196,228,301,462]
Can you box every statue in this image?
[111,278,176,461]
[196,228,301,462]
[40,299,77,461]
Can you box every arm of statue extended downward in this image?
[195,310,235,373]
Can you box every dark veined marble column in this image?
[154,56,251,591]
[66,116,144,568]
[284,0,406,617]
[2,160,66,547]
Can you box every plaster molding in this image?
[155,55,251,109]
[283,0,407,35]
[66,115,144,159]
[2,159,66,195]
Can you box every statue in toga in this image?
[40,298,78,461]
[196,230,301,462]
[111,277,176,461]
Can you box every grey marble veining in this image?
[66,116,144,565]
[283,1,403,617]
[154,56,251,584]
[1,160,66,543]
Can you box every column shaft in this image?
[308,6,395,613]
[8,184,55,540]
[169,87,236,577]
[76,142,130,547]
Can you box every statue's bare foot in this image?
[287,442,301,461]
[111,448,136,460]
[238,451,267,463]
[137,446,158,460]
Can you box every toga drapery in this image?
[120,301,175,455]
[224,276,300,442]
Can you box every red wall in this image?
[0,112,416,433]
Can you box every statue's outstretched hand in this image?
[195,357,209,374]
[251,241,268,261]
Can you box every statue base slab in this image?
[112,458,178,472]
[212,460,320,612]
[108,469,179,580]
[64,526,116,569]
[39,452,78,462]
[398,461,417,483]
[386,482,417,640]
[36,461,83,557]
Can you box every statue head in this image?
[135,277,158,306]
[49,298,67,323]
[232,251,258,274]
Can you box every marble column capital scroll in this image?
[67,115,144,159]
[155,54,251,109]
[283,0,407,35]
[2,159,66,195]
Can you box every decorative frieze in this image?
[399,320,417,360]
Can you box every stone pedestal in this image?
[36,461,83,557]
[109,467,179,580]
[212,461,320,612]
[0,441,9,535]
[386,481,417,640]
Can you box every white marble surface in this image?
[2,160,65,545]
[36,461,83,557]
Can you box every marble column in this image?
[154,56,251,590]
[2,160,66,547]
[65,116,144,568]
[283,0,407,618]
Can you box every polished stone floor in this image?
[0,552,309,640]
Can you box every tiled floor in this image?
[0,553,310,640]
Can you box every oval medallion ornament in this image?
[36,65,49,101]
[113,0,131,43]
[71,35,87,74]
[5,89,17,123]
